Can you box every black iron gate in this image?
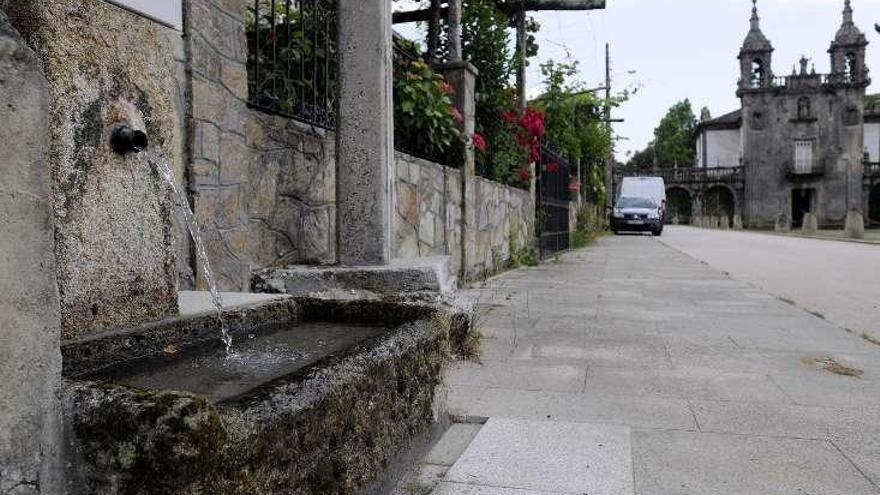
[536,145,572,258]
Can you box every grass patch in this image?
[459,326,483,361]
[801,356,864,377]
[507,235,539,269]
[570,204,608,250]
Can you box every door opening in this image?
[791,188,815,228]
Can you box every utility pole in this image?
[604,43,613,217]
[516,9,527,109]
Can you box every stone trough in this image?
[59,297,458,495]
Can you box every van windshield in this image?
[617,197,657,209]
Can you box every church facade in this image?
[694,0,880,230]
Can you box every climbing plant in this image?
[531,59,626,205]
[393,38,464,163]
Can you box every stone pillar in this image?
[0,16,63,493]
[732,214,744,230]
[802,212,819,235]
[845,209,865,239]
[336,0,394,265]
[774,213,791,233]
[437,62,478,280]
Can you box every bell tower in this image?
[738,0,774,94]
[829,0,869,86]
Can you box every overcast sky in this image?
[395,0,880,160]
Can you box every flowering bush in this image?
[472,133,487,152]
[393,55,463,162]
[474,102,546,187]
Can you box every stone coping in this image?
[253,256,457,296]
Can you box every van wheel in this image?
[652,228,663,237]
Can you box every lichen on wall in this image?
[6,0,184,338]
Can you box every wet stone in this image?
[88,321,386,402]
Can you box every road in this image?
[397,230,880,495]
[660,226,880,335]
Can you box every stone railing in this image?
[865,161,880,177]
[618,166,744,185]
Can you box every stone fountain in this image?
[0,2,467,493]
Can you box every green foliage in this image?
[393,55,463,159]
[570,204,607,249]
[626,144,656,169]
[435,0,542,186]
[531,60,626,206]
[507,235,539,268]
[456,0,519,182]
[245,1,337,117]
[652,99,698,168]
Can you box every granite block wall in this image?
[6,0,184,338]
[185,0,336,291]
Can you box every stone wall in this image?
[6,0,184,338]
[0,14,63,494]
[393,154,534,280]
[185,0,336,291]
[472,178,535,277]
[394,153,463,274]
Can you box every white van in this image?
[619,177,666,209]
[611,177,667,236]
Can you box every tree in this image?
[532,59,626,205]
[438,0,540,183]
[626,144,656,170]
[652,99,698,168]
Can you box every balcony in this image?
[866,162,880,178]
[786,161,824,178]
[616,166,744,185]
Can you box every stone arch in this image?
[751,58,765,87]
[701,184,737,226]
[845,52,857,82]
[869,183,880,226]
[666,186,694,224]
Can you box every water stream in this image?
[150,156,233,354]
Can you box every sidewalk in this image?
[394,233,880,495]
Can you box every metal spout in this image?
[110,124,148,155]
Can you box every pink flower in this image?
[472,133,487,152]
[519,107,545,138]
[529,144,541,163]
[517,168,532,182]
[546,162,560,173]
[568,179,582,192]
[501,110,518,123]
[440,81,455,95]
[449,106,464,123]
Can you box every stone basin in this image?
[86,320,387,403]
[60,296,457,495]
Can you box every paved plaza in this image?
[399,227,880,494]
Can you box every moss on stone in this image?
[63,302,454,494]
